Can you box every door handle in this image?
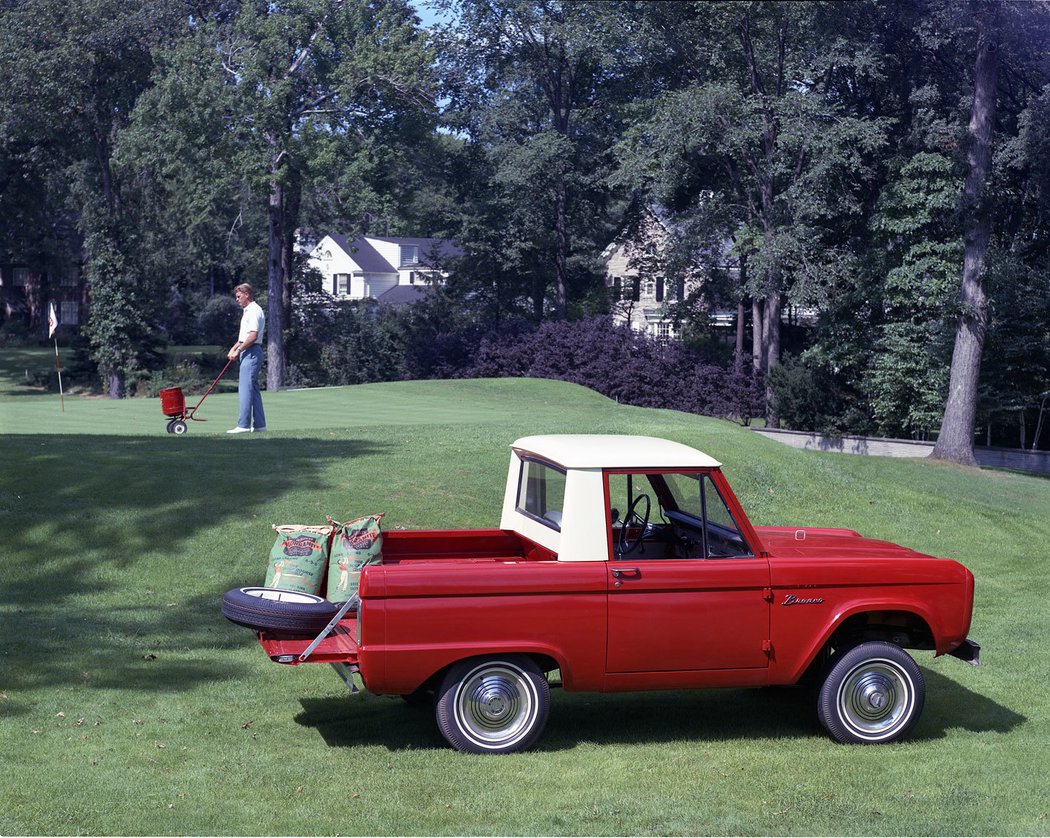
[611,567,640,579]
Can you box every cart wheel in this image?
[165,420,176,434]
[171,420,188,435]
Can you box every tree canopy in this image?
[2,0,1049,460]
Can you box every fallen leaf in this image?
[143,654,157,661]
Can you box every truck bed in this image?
[380,528,557,564]
[258,529,555,666]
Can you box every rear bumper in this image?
[948,638,980,666]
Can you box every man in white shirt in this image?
[227,283,267,433]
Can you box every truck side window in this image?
[516,458,566,531]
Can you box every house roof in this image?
[326,234,462,272]
[366,236,463,268]
[328,234,396,273]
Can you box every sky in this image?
[411,0,454,29]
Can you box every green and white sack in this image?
[264,524,333,595]
[326,514,385,603]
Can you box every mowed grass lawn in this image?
[1,348,1048,836]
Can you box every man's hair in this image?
[233,283,254,299]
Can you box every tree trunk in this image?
[763,290,782,428]
[266,181,287,392]
[553,178,568,319]
[281,174,302,330]
[931,15,998,466]
[752,297,765,373]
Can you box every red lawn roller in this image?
[158,358,234,434]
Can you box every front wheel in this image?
[817,641,925,744]
[435,655,550,754]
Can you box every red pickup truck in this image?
[222,434,979,754]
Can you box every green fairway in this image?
[1,356,1047,836]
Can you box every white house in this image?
[601,206,708,340]
[306,234,461,303]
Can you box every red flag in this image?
[48,302,59,338]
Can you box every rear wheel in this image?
[435,655,549,754]
[170,420,187,435]
[817,641,925,744]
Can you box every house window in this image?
[630,277,640,302]
[643,279,655,300]
[13,267,29,287]
[335,274,349,295]
[60,301,79,326]
[400,245,419,265]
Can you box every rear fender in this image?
[364,641,571,696]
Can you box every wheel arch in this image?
[790,602,938,685]
[375,643,569,697]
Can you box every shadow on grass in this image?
[294,667,1023,753]
[2,434,391,694]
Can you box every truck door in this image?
[605,471,771,673]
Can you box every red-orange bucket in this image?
[159,387,186,417]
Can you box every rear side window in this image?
[516,459,566,531]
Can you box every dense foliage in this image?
[2,0,1050,455]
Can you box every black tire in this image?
[221,586,339,633]
[435,655,549,754]
[171,420,188,435]
[165,420,176,434]
[817,641,925,744]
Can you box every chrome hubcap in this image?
[455,663,536,748]
[838,659,913,739]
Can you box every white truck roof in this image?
[511,434,721,470]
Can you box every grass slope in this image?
[1,362,1047,836]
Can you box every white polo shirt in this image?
[239,300,265,344]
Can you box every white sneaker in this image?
[252,427,267,433]
[226,427,251,434]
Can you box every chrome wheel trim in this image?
[836,657,915,741]
[452,662,538,749]
[243,587,321,605]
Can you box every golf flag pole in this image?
[48,302,64,412]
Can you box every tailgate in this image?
[258,616,359,665]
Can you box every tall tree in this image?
[929,0,1050,464]
[930,1,998,465]
[614,1,890,424]
[0,0,190,395]
[436,0,623,321]
[128,0,435,390]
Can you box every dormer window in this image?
[400,245,419,265]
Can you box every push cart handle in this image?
[188,357,236,418]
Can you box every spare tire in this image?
[221,586,339,633]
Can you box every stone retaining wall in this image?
[751,428,1050,475]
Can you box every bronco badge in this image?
[782,594,825,606]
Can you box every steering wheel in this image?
[617,493,651,555]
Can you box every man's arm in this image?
[228,330,258,360]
